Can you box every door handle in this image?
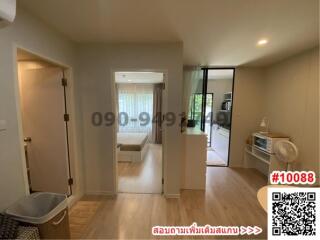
[24,137,32,143]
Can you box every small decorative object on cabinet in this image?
[259,117,269,134]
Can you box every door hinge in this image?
[68,178,73,185]
[64,114,70,122]
[61,78,68,86]
[162,178,164,184]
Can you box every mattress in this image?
[117,132,148,151]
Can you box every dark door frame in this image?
[62,70,73,196]
[200,67,236,167]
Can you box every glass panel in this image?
[194,94,203,129]
[189,92,214,137]
[183,67,204,131]
[206,69,234,167]
[204,94,213,146]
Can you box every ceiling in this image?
[208,69,233,80]
[19,0,319,66]
[115,72,164,84]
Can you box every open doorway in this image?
[202,68,235,167]
[113,71,165,194]
[16,49,73,195]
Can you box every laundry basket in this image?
[5,192,70,239]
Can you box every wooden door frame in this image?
[12,45,81,204]
[111,68,168,195]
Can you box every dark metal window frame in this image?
[200,67,236,167]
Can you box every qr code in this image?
[268,188,320,240]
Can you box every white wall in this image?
[76,43,183,196]
[229,47,319,174]
[207,78,233,121]
[229,68,266,167]
[0,8,81,210]
[264,47,319,173]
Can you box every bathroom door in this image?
[18,66,70,195]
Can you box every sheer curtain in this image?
[183,66,203,130]
[118,84,153,135]
[152,83,163,144]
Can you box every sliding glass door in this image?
[184,67,235,167]
[202,68,235,167]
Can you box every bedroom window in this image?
[118,84,153,134]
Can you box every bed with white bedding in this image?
[117,132,149,162]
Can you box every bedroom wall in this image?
[264,47,319,174]
[0,8,82,211]
[76,43,183,196]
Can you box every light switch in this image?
[0,120,7,131]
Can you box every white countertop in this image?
[183,127,207,136]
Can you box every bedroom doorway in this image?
[113,71,165,194]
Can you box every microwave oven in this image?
[252,133,289,154]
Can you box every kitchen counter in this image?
[182,127,207,190]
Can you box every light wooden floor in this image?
[118,144,162,194]
[69,167,268,239]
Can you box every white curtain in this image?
[183,66,203,120]
[118,84,153,134]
